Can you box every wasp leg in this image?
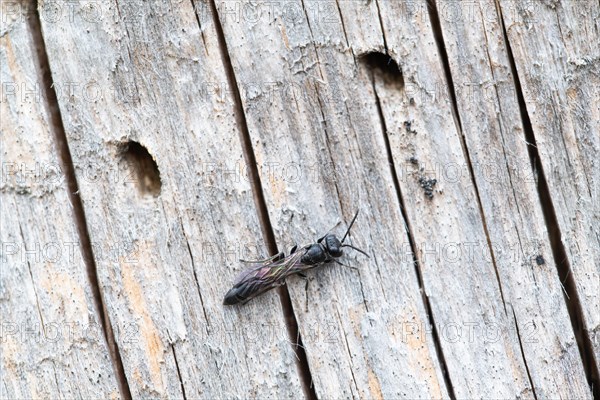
[333,259,358,270]
[303,276,310,312]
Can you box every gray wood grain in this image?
[207,0,476,397]
[368,0,535,397]
[499,0,600,367]
[436,0,591,397]
[38,0,303,397]
[0,11,120,399]
[5,0,597,398]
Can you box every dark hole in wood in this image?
[122,141,161,196]
[360,52,404,85]
[535,255,545,265]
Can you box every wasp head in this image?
[322,234,343,258]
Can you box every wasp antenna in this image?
[342,244,370,257]
[341,209,360,243]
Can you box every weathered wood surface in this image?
[0,10,119,399]
[367,1,535,397]
[37,0,302,398]
[2,0,598,399]
[499,0,600,366]
[436,0,590,397]
[211,0,450,397]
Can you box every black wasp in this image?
[223,210,369,305]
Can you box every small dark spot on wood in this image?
[121,141,161,196]
[404,120,417,134]
[535,255,545,265]
[418,176,437,200]
[409,156,419,165]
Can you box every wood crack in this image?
[51,361,62,398]
[185,230,210,331]
[374,0,389,53]
[311,84,371,316]
[300,0,326,82]
[427,0,509,317]
[28,2,132,399]
[301,4,372,316]
[497,1,600,396]
[477,2,526,228]
[171,345,188,400]
[26,259,46,336]
[334,0,350,48]
[202,1,317,398]
[14,205,47,335]
[168,194,210,332]
[370,70,456,400]
[511,306,538,400]
[189,0,208,55]
[335,305,360,398]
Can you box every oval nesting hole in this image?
[360,51,404,86]
[121,141,161,196]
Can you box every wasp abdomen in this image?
[223,286,245,305]
[223,280,261,305]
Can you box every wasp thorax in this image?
[301,243,327,264]
[324,234,343,257]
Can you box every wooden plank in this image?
[0,9,120,399]
[434,0,591,397]
[366,0,537,397]
[38,0,303,397]
[208,0,462,397]
[499,0,600,366]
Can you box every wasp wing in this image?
[238,251,285,265]
[223,248,306,305]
